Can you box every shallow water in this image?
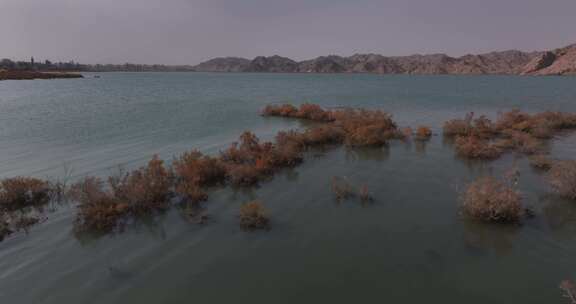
[1,73,576,303]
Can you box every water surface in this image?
[1,73,576,303]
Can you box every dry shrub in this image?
[224,163,262,186]
[444,112,474,137]
[337,109,401,146]
[331,176,355,201]
[173,151,226,187]
[444,113,496,138]
[220,131,308,186]
[261,104,297,117]
[560,280,576,304]
[302,125,345,145]
[445,110,576,160]
[461,169,523,223]
[401,127,413,138]
[262,103,333,122]
[0,177,52,212]
[239,201,270,230]
[175,183,208,204]
[548,160,576,200]
[501,130,542,155]
[69,177,128,233]
[297,103,333,121]
[359,185,374,203]
[263,104,404,147]
[529,154,554,171]
[72,155,173,233]
[495,109,532,131]
[455,136,503,160]
[415,126,432,141]
[172,150,225,202]
[108,155,172,214]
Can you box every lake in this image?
[1,72,576,303]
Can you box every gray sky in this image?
[1,0,575,65]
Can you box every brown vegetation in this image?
[331,176,355,201]
[71,155,172,233]
[331,177,374,203]
[0,177,51,212]
[239,201,270,230]
[262,103,334,122]
[547,160,576,200]
[454,136,503,160]
[461,169,523,223]
[359,185,374,203]
[415,126,432,141]
[444,110,576,160]
[263,104,404,147]
[560,280,576,304]
[529,154,554,171]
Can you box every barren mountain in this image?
[192,43,575,75]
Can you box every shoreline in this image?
[0,70,83,81]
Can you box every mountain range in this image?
[192,43,576,75]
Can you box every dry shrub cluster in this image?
[239,201,270,230]
[547,160,576,200]
[0,177,51,212]
[262,103,334,122]
[0,177,63,240]
[264,104,404,147]
[444,110,576,159]
[454,136,503,160]
[331,176,373,203]
[461,169,523,223]
[71,156,172,233]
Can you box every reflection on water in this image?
[462,220,520,257]
[542,194,576,239]
[344,146,390,162]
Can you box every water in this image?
[0,73,575,303]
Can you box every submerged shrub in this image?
[560,279,576,304]
[172,150,225,202]
[72,155,173,233]
[263,104,404,147]
[70,177,127,233]
[455,136,503,160]
[501,130,542,155]
[239,201,270,230]
[0,177,52,212]
[443,112,474,137]
[359,185,374,203]
[108,155,172,214]
[548,160,576,200]
[173,151,226,187]
[261,104,298,117]
[529,154,554,171]
[0,213,13,241]
[461,169,523,223]
[331,176,355,201]
[415,126,432,141]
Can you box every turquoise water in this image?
[0,73,576,303]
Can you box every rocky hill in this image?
[192,43,576,75]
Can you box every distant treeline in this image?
[0,58,195,72]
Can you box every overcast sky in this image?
[1,0,575,65]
